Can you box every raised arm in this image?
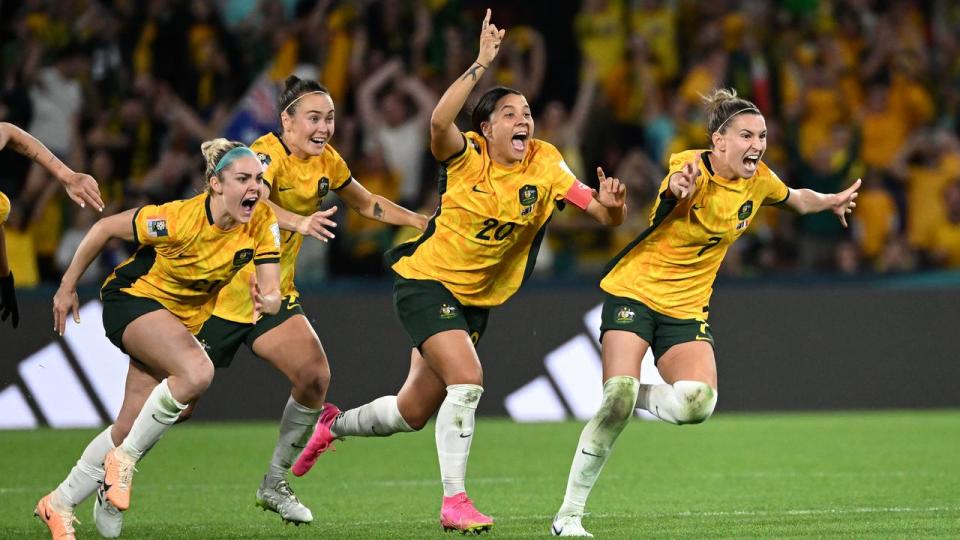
[337,179,429,231]
[398,75,438,128]
[430,9,505,161]
[0,122,104,211]
[53,209,137,334]
[357,58,404,129]
[582,167,627,226]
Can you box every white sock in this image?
[119,379,187,460]
[436,384,483,497]
[53,426,116,509]
[331,395,414,438]
[636,380,718,425]
[265,396,322,487]
[558,376,639,517]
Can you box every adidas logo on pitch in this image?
[503,303,664,422]
[0,301,127,429]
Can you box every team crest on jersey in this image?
[616,306,636,324]
[232,248,254,267]
[257,153,272,168]
[146,218,168,238]
[318,177,330,198]
[519,184,538,206]
[439,303,458,320]
[737,200,754,220]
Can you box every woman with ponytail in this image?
[37,138,280,539]
[550,89,861,537]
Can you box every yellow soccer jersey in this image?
[601,149,789,320]
[212,133,352,323]
[390,132,578,308]
[0,191,9,225]
[102,193,281,333]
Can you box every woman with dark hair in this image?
[37,138,281,540]
[292,10,627,534]
[549,89,861,537]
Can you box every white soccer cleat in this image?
[255,478,313,525]
[551,514,593,537]
[94,486,123,538]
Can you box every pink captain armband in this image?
[563,179,594,210]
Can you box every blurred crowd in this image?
[3,0,960,288]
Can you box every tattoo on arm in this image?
[460,64,483,82]
[373,202,384,219]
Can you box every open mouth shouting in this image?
[511,130,529,155]
[742,153,761,174]
[240,193,260,218]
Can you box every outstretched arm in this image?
[430,9,505,161]
[0,122,104,211]
[337,180,429,230]
[53,209,137,335]
[783,179,861,228]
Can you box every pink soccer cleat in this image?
[440,492,494,534]
[291,403,340,477]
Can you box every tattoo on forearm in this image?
[461,64,483,82]
[373,202,384,219]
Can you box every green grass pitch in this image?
[2,411,958,538]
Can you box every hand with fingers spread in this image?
[831,178,861,228]
[669,159,701,199]
[297,205,339,242]
[0,272,18,328]
[595,167,626,209]
[52,284,80,336]
[60,171,105,212]
[477,8,506,69]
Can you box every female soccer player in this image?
[0,121,104,328]
[36,139,281,540]
[85,76,428,537]
[191,75,429,525]
[293,10,627,534]
[549,89,861,537]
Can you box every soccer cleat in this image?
[291,402,340,477]
[94,485,124,538]
[440,492,494,534]
[551,514,593,537]
[34,493,79,540]
[255,478,313,525]
[102,447,137,511]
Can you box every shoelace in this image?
[53,506,81,535]
[275,481,300,502]
[116,458,137,490]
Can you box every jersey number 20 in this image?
[476,218,516,241]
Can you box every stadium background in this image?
[1,0,959,421]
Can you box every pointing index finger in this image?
[482,8,491,29]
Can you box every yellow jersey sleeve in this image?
[0,191,10,226]
[252,204,281,265]
[760,165,790,205]
[251,137,279,188]
[543,144,578,201]
[325,145,353,190]
[132,202,180,247]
